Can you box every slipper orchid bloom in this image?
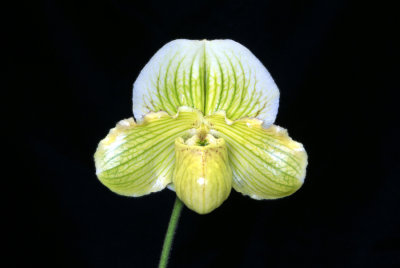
[95,39,308,214]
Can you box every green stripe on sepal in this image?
[173,134,232,214]
[94,107,203,197]
[133,41,205,121]
[207,112,308,199]
[133,39,280,127]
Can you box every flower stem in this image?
[159,197,184,268]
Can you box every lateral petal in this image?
[207,112,307,199]
[94,107,202,196]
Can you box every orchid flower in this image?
[94,39,308,215]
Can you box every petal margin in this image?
[207,112,308,199]
[94,107,202,196]
[133,39,279,127]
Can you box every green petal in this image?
[94,107,202,196]
[133,39,279,127]
[207,112,308,199]
[173,134,232,214]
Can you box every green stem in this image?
[159,197,184,268]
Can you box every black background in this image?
[11,0,399,267]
